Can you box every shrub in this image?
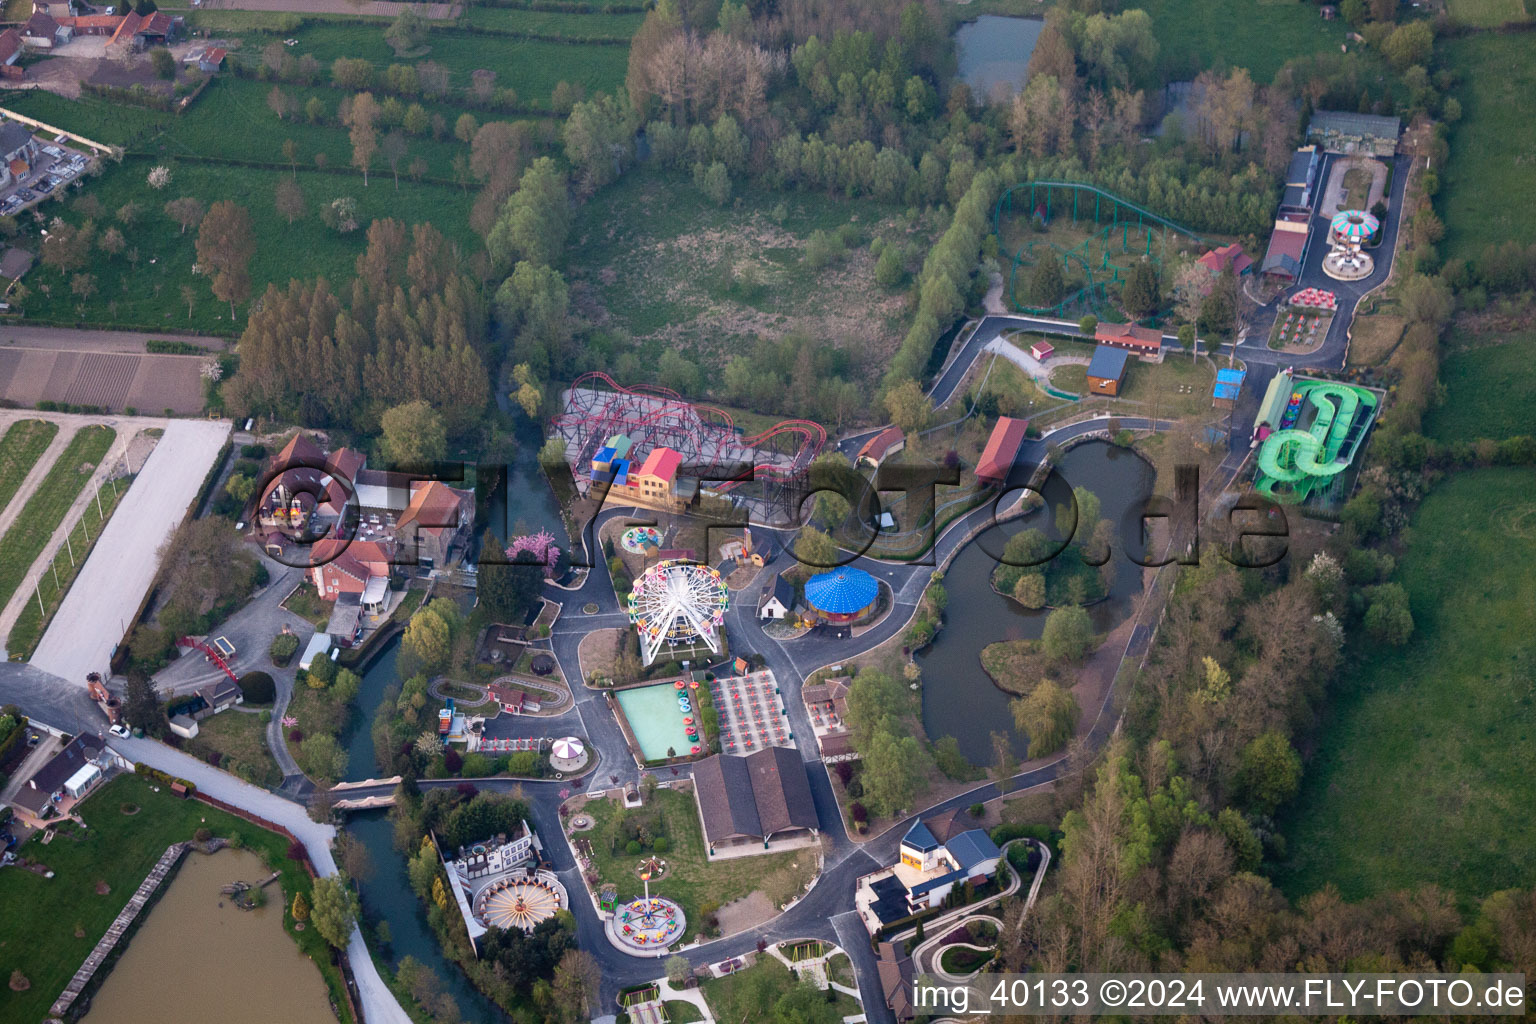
[238,671,276,704]
[626,839,643,855]
[652,837,670,854]
[269,633,300,666]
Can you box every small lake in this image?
[86,848,332,1024]
[954,15,1044,103]
[918,441,1154,763]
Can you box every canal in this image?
[918,441,1154,763]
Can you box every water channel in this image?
[86,848,333,1024]
[954,15,1044,103]
[918,441,1154,763]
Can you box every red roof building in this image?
[0,28,23,65]
[856,426,906,468]
[1095,321,1163,355]
[396,479,472,567]
[309,537,393,601]
[975,416,1029,484]
[1197,243,1253,277]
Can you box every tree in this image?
[195,201,256,319]
[385,6,427,55]
[1028,256,1065,307]
[291,891,310,922]
[794,526,838,572]
[40,222,91,273]
[875,245,904,290]
[479,539,544,624]
[1237,730,1302,813]
[122,672,163,734]
[98,227,126,257]
[1382,21,1433,71]
[454,112,478,143]
[1011,572,1047,609]
[1121,258,1161,318]
[180,283,196,320]
[282,138,299,177]
[346,92,380,185]
[1197,270,1238,338]
[1041,605,1094,663]
[1079,314,1099,336]
[274,178,306,225]
[860,728,928,815]
[150,46,176,80]
[511,362,542,418]
[381,131,408,190]
[267,85,294,121]
[550,949,600,1024]
[992,729,1018,795]
[1011,680,1078,758]
[70,273,97,310]
[403,606,453,674]
[694,160,731,206]
[1363,582,1414,646]
[380,400,447,465]
[299,734,346,781]
[309,873,359,949]
[884,378,932,436]
[147,165,171,190]
[164,197,206,235]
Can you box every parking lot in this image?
[0,144,92,218]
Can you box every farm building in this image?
[856,426,905,469]
[0,29,23,77]
[1095,321,1162,356]
[1212,367,1246,409]
[975,415,1030,485]
[1262,210,1311,283]
[1307,110,1401,156]
[1086,345,1130,397]
[21,11,69,48]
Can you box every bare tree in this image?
[381,131,408,190]
[274,178,306,224]
[345,92,380,185]
[163,196,206,235]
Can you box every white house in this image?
[758,574,794,620]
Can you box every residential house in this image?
[876,943,916,1022]
[57,14,126,36]
[195,676,244,715]
[1196,243,1254,278]
[109,10,179,51]
[691,746,818,855]
[856,820,1003,931]
[21,11,68,48]
[1094,320,1163,357]
[10,734,105,823]
[309,537,394,610]
[855,426,905,469]
[0,121,38,188]
[0,31,24,79]
[757,573,794,620]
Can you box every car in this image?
[17,190,33,201]
[34,182,53,195]
[109,723,131,738]
[25,732,39,747]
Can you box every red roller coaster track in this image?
[176,636,239,685]
[553,372,825,488]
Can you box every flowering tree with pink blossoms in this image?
[505,530,561,577]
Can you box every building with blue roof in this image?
[803,566,880,624]
[1213,367,1246,409]
[1086,344,1130,396]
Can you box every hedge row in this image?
[135,762,198,794]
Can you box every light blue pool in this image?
[615,682,701,761]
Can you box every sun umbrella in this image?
[551,737,584,760]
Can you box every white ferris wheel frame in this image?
[626,559,729,665]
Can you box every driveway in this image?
[28,419,231,684]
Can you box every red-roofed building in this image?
[0,28,24,70]
[606,446,687,510]
[198,46,226,72]
[1095,321,1163,356]
[397,479,472,569]
[58,14,126,35]
[310,537,394,605]
[1196,243,1253,277]
[22,11,67,48]
[975,416,1029,485]
[110,10,178,50]
[856,426,905,469]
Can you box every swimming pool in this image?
[614,682,702,761]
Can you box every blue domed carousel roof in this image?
[803,567,879,615]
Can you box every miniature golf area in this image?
[615,682,704,760]
[1255,380,1379,502]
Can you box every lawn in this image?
[0,419,59,517]
[0,425,114,614]
[8,151,472,333]
[463,6,646,38]
[568,169,923,386]
[581,788,818,936]
[1275,469,1536,904]
[1133,0,1350,83]
[5,471,133,660]
[1446,0,1530,27]
[1346,313,1406,367]
[0,773,349,1024]
[1439,34,1536,264]
[663,999,705,1023]
[939,944,994,974]
[701,957,859,1021]
[1424,329,1536,443]
[182,709,283,788]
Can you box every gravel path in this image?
[28,419,230,683]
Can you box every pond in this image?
[954,16,1044,103]
[918,441,1154,763]
[86,848,332,1024]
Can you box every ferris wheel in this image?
[626,559,729,665]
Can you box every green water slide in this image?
[1255,384,1363,490]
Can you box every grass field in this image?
[581,788,818,935]
[1346,313,1406,367]
[0,773,348,1024]
[0,420,60,516]
[0,425,114,614]
[1439,34,1536,264]
[1423,329,1536,442]
[183,709,284,789]
[1446,0,1530,27]
[463,6,646,38]
[569,170,926,384]
[700,957,861,1021]
[5,471,132,660]
[1275,469,1536,904]
[1134,0,1350,83]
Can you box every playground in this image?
[994,181,1211,316]
[1252,370,1380,505]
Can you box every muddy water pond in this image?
[86,848,333,1024]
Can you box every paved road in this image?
[29,419,231,683]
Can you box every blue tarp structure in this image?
[1214,367,1246,402]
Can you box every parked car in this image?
[16,190,33,201]
[109,723,131,739]
[34,181,53,195]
